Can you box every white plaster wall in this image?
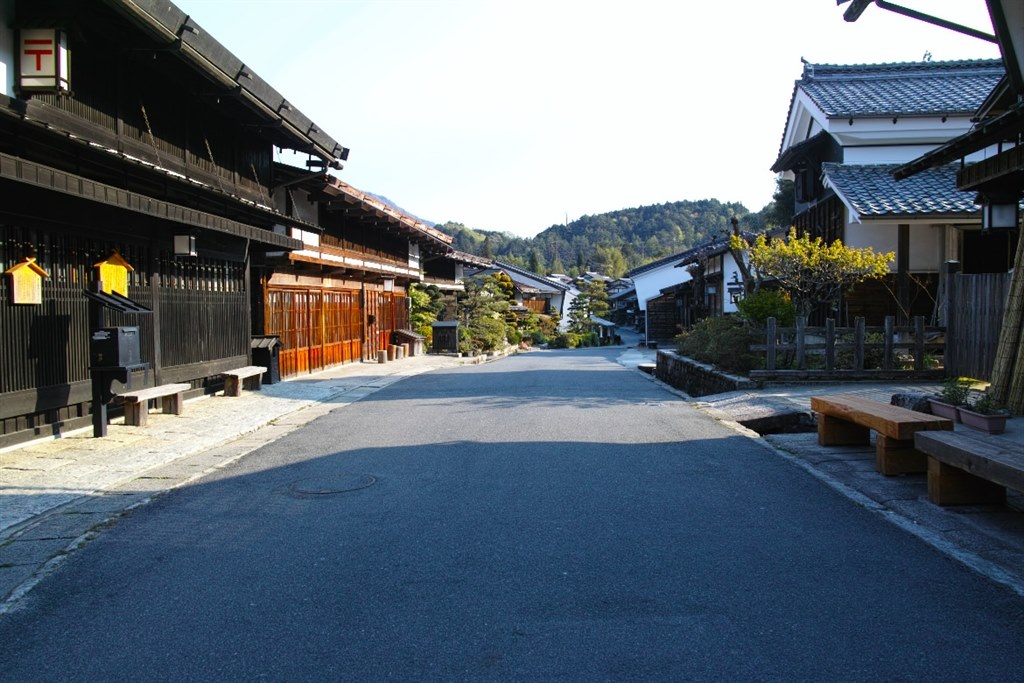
[846,223,897,272]
[847,222,947,273]
[908,224,945,272]
[632,263,690,312]
[842,145,944,164]
[722,251,744,314]
[557,289,578,331]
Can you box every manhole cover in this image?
[289,473,377,496]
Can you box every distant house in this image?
[772,59,1010,325]
[259,172,485,376]
[627,251,695,344]
[468,260,577,330]
[670,234,756,321]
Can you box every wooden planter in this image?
[958,407,1009,434]
[928,399,962,422]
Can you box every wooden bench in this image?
[915,430,1024,505]
[810,394,953,475]
[119,383,190,426]
[221,366,267,397]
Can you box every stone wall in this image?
[655,350,758,397]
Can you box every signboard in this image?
[4,257,49,305]
[94,252,134,297]
[18,29,70,93]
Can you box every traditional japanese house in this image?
[468,260,576,329]
[259,172,479,377]
[0,0,349,447]
[626,251,693,345]
[773,58,1009,325]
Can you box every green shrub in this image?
[552,332,582,349]
[736,289,796,326]
[530,331,549,345]
[464,316,507,353]
[675,316,757,374]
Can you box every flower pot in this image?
[958,407,1008,434]
[928,399,961,422]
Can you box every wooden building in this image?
[0,0,353,447]
[259,172,477,377]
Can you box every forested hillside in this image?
[436,185,792,277]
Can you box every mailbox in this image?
[90,326,141,368]
[431,321,460,354]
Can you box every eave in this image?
[0,151,301,249]
[101,0,348,164]
[894,101,1024,180]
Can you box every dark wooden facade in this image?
[0,0,345,447]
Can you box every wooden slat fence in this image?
[749,315,945,380]
[945,271,1011,381]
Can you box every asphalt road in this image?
[2,349,1023,681]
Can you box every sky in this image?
[173,0,1001,237]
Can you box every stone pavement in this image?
[0,351,483,610]
[695,383,1024,598]
[3,334,1024,612]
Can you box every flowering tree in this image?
[731,228,893,317]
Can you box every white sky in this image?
[173,0,1001,237]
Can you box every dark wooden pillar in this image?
[897,224,910,325]
[150,235,162,385]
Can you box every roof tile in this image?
[822,163,978,218]
[800,60,1003,118]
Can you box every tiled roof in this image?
[799,60,1003,118]
[821,163,978,219]
[492,260,571,292]
[627,249,696,278]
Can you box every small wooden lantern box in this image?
[93,251,134,296]
[4,257,49,304]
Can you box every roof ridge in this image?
[804,58,1002,77]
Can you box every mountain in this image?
[436,195,784,278]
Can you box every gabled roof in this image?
[822,163,979,222]
[627,250,695,278]
[490,260,572,293]
[798,60,1003,119]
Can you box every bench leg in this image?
[246,374,263,392]
[224,376,242,397]
[927,457,1006,506]
[875,435,926,476]
[817,414,870,446]
[161,392,184,415]
[124,400,148,427]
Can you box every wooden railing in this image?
[749,315,945,380]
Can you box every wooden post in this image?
[883,316,894,371]
[914,316,926,372]
[928,457,1006,506]
[825,318,835,371]
[854,317,865,371]
[795,316,806,370]
[151,234,162,385]
[943,260,960,377]
[766,317,776,371]
[897,224,910,326]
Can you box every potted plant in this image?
[929,377,970,421]
[959,392,1010,434]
